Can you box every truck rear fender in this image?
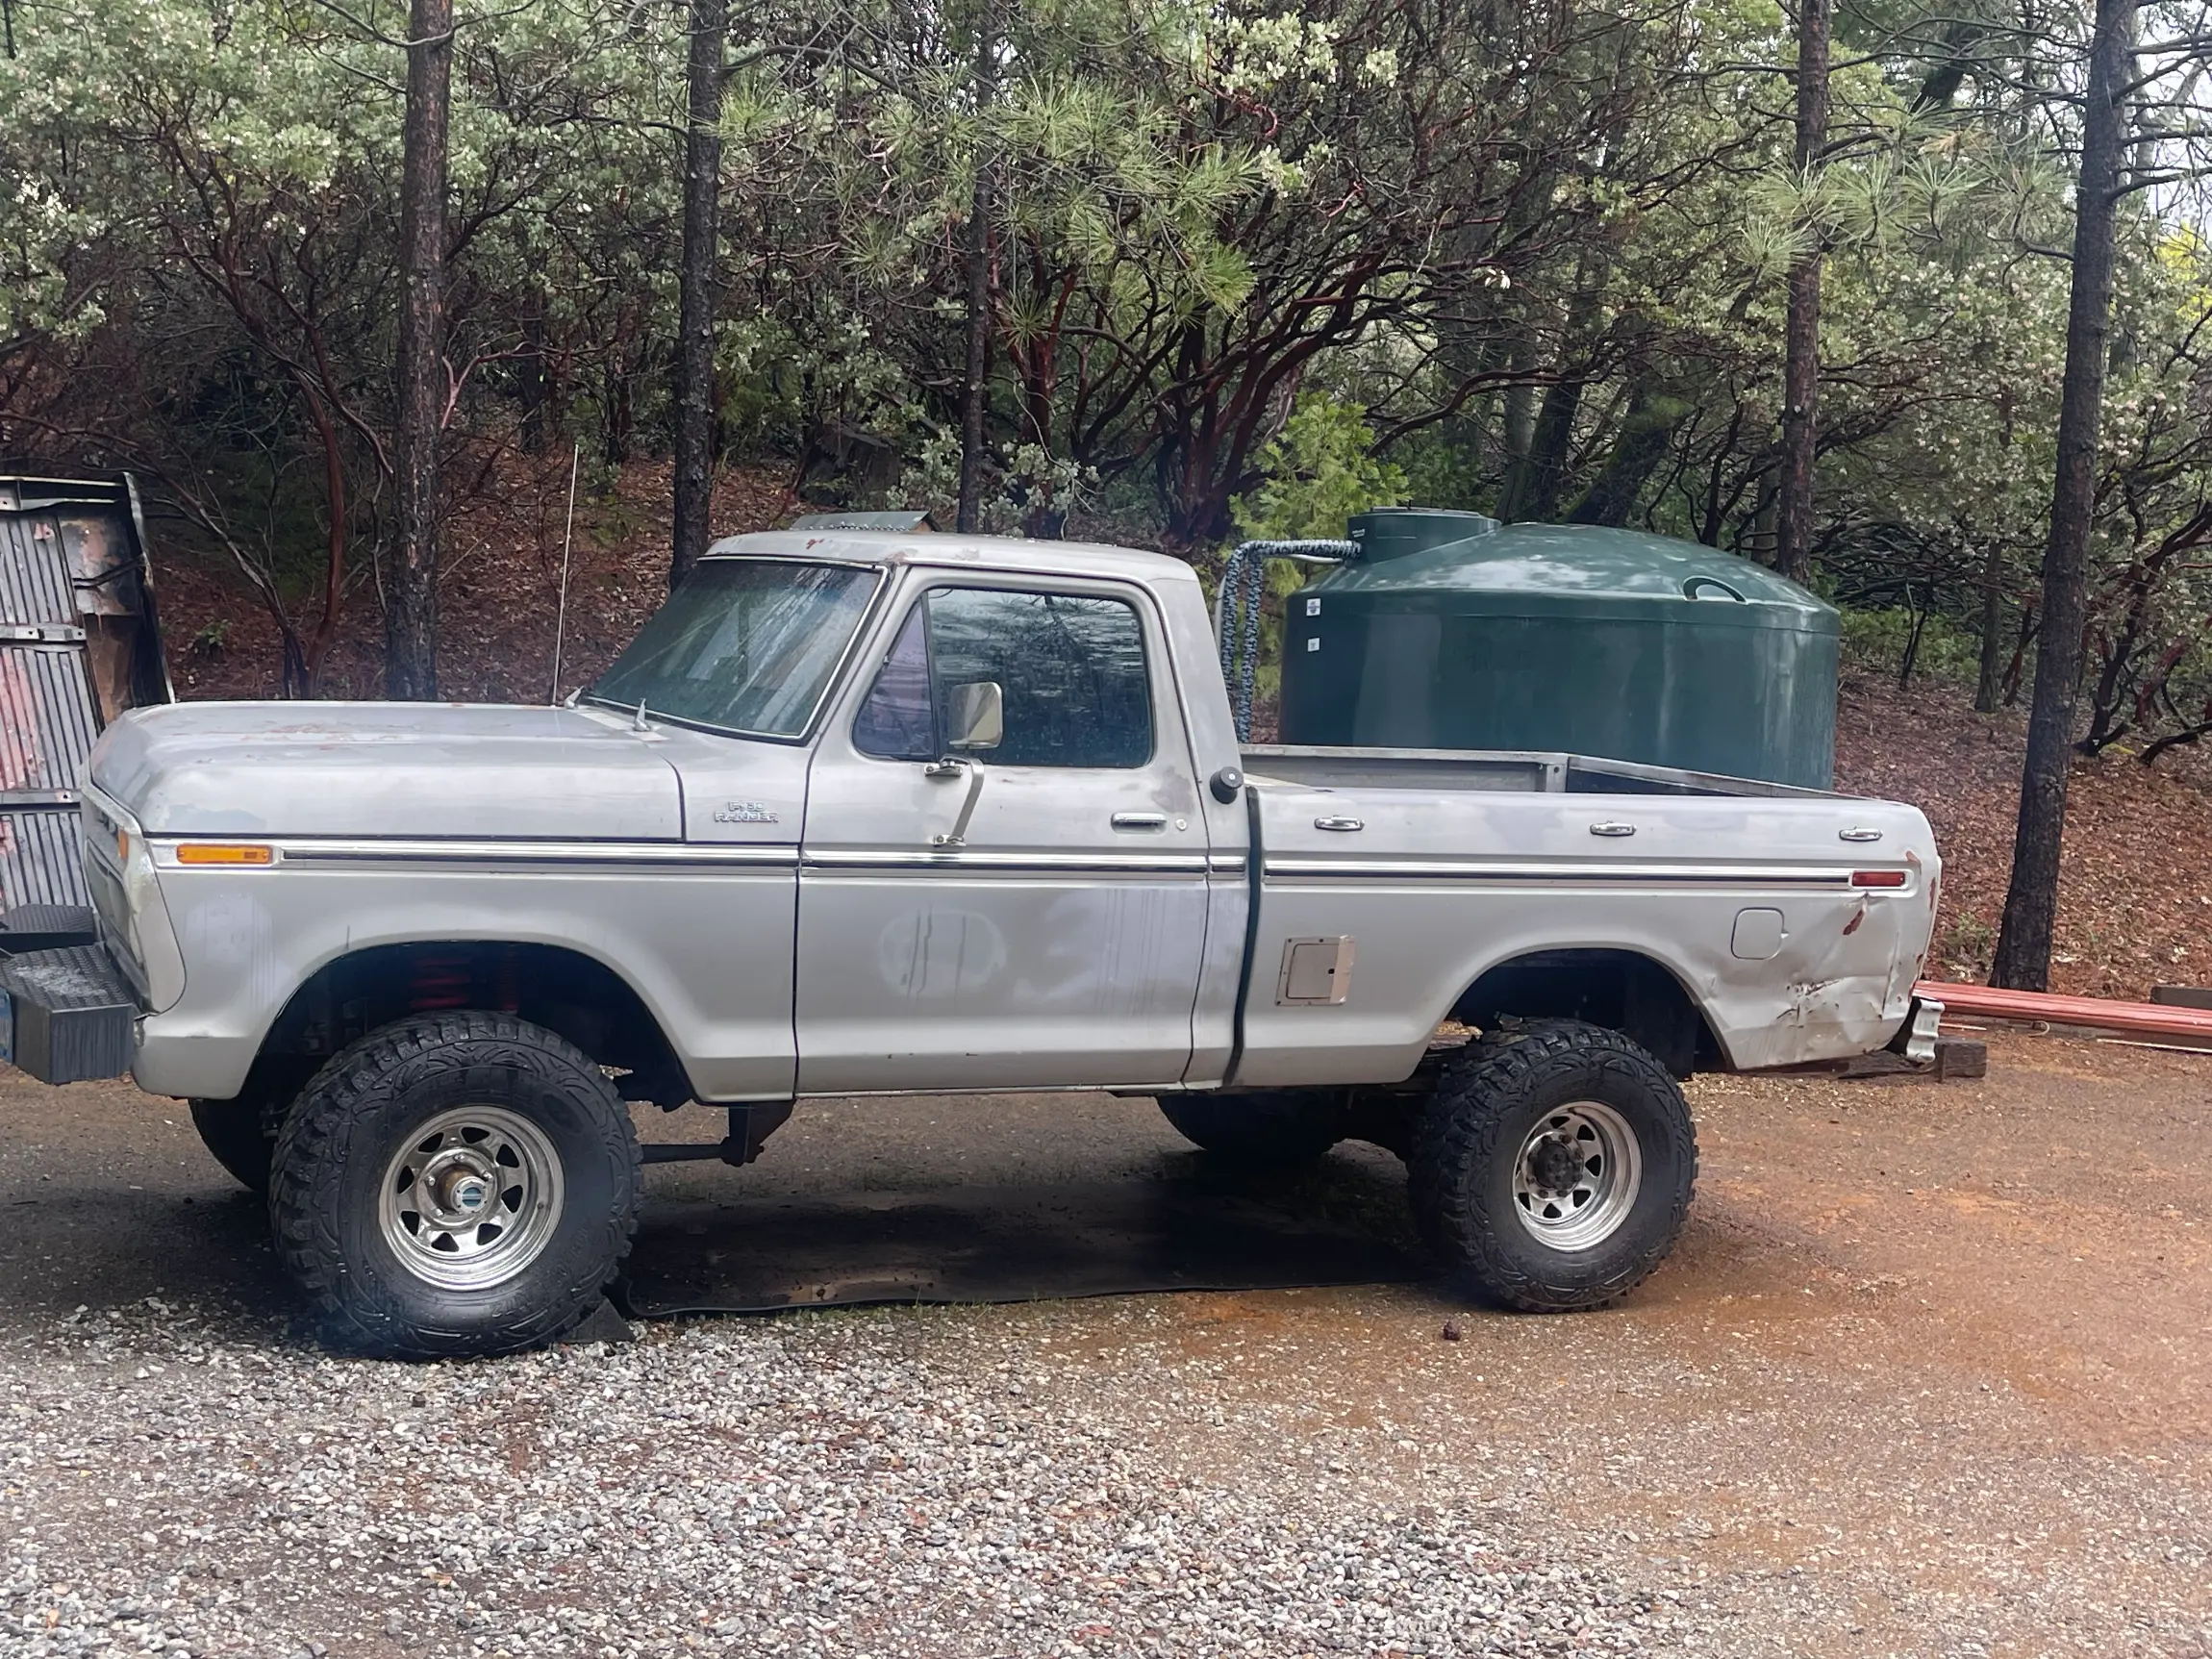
[1448,948,1723,1080]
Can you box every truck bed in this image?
[1230,745,1938,1086]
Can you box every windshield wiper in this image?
[579,691,656,731]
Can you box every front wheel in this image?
[1408,1019,1697,1312]
[268,1013,641,1359]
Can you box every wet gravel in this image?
[2,1297,1680,1659]
[8,1044,2212,1658]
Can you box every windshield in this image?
[589,559,880,739]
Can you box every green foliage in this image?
[1390,428,1497,516]
[4,0,2212,753]
[1838,607,1984,687]
[1230,396,1406,544]
[1217,394,1404,709]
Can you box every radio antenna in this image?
[549,440,580,704]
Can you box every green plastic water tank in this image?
[1277,509,1839,788]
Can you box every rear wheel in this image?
[268,1012,641,1359]
[1158,1091,1346,1164]
[1408,1019,1697,1312]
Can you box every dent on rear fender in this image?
[1716,894,1913,1068]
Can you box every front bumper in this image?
[0,943,140,1084]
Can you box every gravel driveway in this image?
[5,1033,2211,1658]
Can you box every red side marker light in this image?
[1850,869,1907,889]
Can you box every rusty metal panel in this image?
[0,643,97,793]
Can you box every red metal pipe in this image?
[1916,980,2212,1039]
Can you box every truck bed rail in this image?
[1241,744,1838,798]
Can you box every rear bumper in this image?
[0,944,140,1084]
[1887,993,1944,1064]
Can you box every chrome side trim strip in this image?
[803,849,1209,877]
[256,839,798,871]
[1263,858,1863,889]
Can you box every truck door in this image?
[795,576,1212,1093]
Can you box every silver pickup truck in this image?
[0,530,1941,1356]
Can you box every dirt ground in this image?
[1000,1027,2212,1657]
[2,1029,2208,1655]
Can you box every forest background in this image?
[3,0,2212,989]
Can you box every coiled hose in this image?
[1214,540,1358,742]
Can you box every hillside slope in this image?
[1836,668,2212,997]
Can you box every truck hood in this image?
[88,701,685,840]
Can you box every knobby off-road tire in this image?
[1158,1091,1346,1164]
[268,1013,641,1360]
[1408,1018,1697,1313]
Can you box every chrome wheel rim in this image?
[377,1106,565,1291]
[1510,1100,1642,1252]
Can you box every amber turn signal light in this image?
[174,842,275,867]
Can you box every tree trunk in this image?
[299,381,348,696]
[1973,543,2007,713]
[1988,0,2134,991]
[1567,383,1674,527]
[517,307,549,454]
[1774,0,1829,589]
[1496,331,1540,519]
[955,12,996,535]
[669,0,724,591]
[386,0,452,700]
[1511,377,1582,523]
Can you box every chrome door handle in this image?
[1315,816,1365,832]
[1839,826,1884,842]
[1112,812,1169,832]
[1590,821,1637,838]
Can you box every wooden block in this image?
[1930,1037,1987,1080]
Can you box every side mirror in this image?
[943,681,1003,751]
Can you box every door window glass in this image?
[851,586,1153,767]
[850,603,934,760]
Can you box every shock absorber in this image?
[407,952,473,1011]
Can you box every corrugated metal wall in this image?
[0,478,170,930]
[0,513,77,624]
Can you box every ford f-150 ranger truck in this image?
[0,529,1942,1357]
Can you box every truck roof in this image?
[701,529,1200,589]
